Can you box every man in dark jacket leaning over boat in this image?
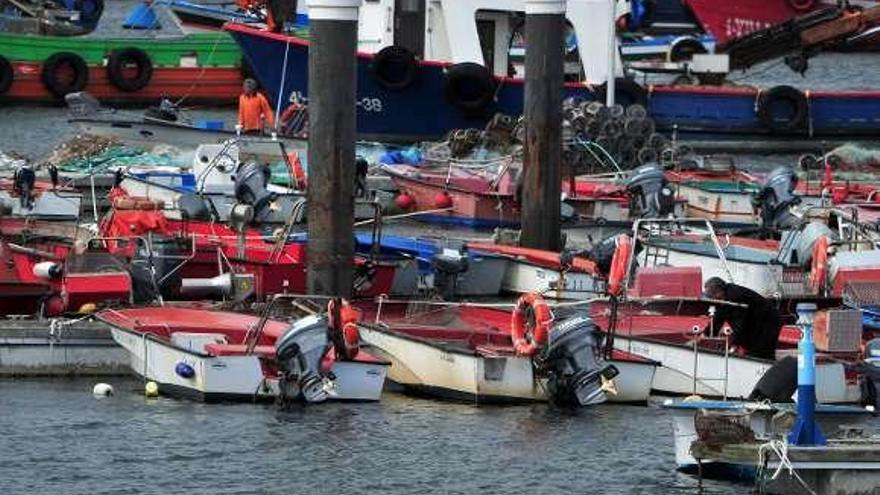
[703,277,782,360]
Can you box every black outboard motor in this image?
[432,249,469,300]
[754,166,801,232]
[128,235,186,303]
[539,316,618,406]
[625,164,676,218]
[234,161,276,221]
[857,338,880,409]
[274,314,334,403]
[13,165,36,209]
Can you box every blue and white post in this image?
[788,302,826,446]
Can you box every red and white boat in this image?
[592,265,859,403]
[358,298,658,404]
[0,172,133,316]
[97,304,390,403]
[99,189,398,301]
[684,0,880,47]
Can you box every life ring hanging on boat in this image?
[41,52,89,98]
[607,234,632,297]
[809,235,829,292]
[107,48,153,92]
[510,292,552,357]
[328,299,360,359]
[757,85,809,133]
[443,62,496,112]
[0,55,13,95]
[371,45,419,91]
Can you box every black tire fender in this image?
[372,45,419,91]
[0,55,13,95]
[443,62,495,112]
[757,85,808,133]
[41,52,89,99]
[107,47,153,92]
[667,36,708,63]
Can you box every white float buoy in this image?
[144,381,159,398]
[92,383,114,397]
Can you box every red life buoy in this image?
[510,292,553,356]
[809,236,829,292]
[328,299,360,359]
[607,234,632,297]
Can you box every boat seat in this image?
[203,343,276,358]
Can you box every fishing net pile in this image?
[825,143,880,171]
[45,134,186,173]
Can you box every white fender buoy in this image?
[144,381,159,398]
[92,383,114,397]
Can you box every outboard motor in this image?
[754,166,801,232]
[431,248,469,299]
[234,161,276,220]
[539,316,618,406]
[13,165,36,209]
[625,165,675,218]
[128,235,185,303]
[857,338,880,409]
[274,315,334,404]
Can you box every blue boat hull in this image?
[227,24,880,142]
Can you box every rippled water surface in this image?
[0,378,751,495]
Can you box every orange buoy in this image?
[434,191,453,209]
[607,234,632,297]
[328,299,360,359]
[809,235,829,292]
[395,193,415,210]
[510,292,552,356]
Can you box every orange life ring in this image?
[809,235,829,292]
[607,234,632,297]
[328,299,360,359]
[510,292,552,356]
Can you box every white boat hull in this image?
[501,260,601,300]
[613,335,856,403]
[360,325,655,403]
[111,327,387,402]
[641,247,783,297]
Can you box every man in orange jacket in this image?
[238,78,275,134]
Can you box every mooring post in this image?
[789,302,826,446]
[306,0,362,298]
[520,0,566,251]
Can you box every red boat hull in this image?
[3,62,241,105]
[685,0,878,46]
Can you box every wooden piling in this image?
[520,0,566,251]
[306,0,361,298]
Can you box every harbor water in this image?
[0,378,749,495]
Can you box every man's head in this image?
[704,277,728,300]
[243,78,258,95]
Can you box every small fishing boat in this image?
[382,163,519,229]
[468,242,605,300]
[354,233,508,297]
[359,296,658,404]
[663,398,874,474]
[97,302,389,403]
